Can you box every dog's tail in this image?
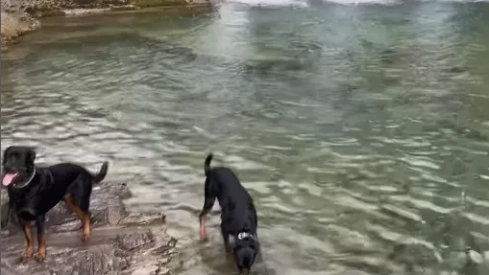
[204,153,213,176]
[93,161,109,183]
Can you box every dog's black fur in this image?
[199,154,259,275]
[1,146,108,261]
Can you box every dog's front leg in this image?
[199,178,215,240]
[199,208,211,240]
[220,224,230,248]
[20,219,34,260]
[34,215,47,262]
[220,227,234,261]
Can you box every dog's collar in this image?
[237,232,256,241]
[11,169,36,189]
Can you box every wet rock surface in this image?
[0,183,177,275]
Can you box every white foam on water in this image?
[224,0,309,7]
[428,0,489,2]
[320,0,401,5]
[222,0,488,7]
[223,0,401,7]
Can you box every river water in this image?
[2,1,489,275]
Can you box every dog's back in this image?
[48,162,108,184]
[207,166,253,208]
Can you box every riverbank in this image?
[1,0,212,51]
[1,182,178,275]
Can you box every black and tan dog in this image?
[199,154,259,275]
[1,146,108,261]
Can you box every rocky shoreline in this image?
[1,183,178,275]
[1,0,212,51]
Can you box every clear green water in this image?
[2,2,489,275]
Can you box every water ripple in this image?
[2,3,489,275]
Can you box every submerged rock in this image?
[0,182,176,275]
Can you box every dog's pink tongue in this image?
[2,173,18,186]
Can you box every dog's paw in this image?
[81,233,91,242]
[18,249,33,263]
[199,228,207,241]
[34,251,46,262]
[199,231,208,242]
[21,249,33,259]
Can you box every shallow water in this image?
[2,1,489,275]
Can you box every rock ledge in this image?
[1,182,176,275]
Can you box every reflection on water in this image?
[2,1,489,275]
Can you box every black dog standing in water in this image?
[1,146,108,261]
[199,154,260,275]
